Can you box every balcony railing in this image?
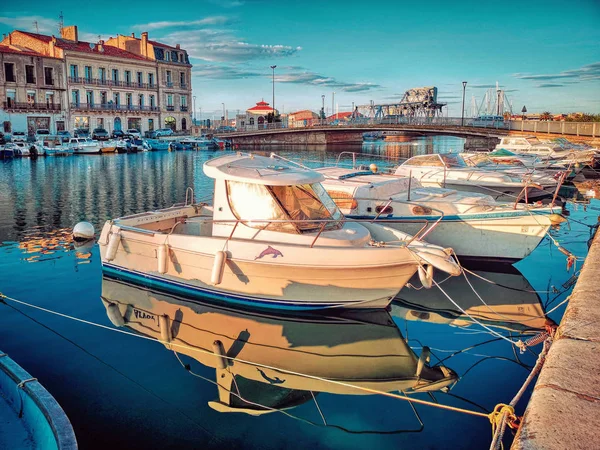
[180,83,187,89]
[166,105,175,111]
[180,105,188,112]
[3,102,62,111]
[165,82,173,88]
[68,77,159,89]
[70,102,159,112]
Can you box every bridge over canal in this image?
[212,121,599,149]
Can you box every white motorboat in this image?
[314,165,562,265]
[394,153,558,202]
[99,153,461,311]
[101,276,458,416]
[68,137,102,154]
[5,142,39,157]
[36,136,72,156]
[495,136,596,163]
[392,267,548,333]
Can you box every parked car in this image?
[145,131,157,139]
[92,128,109,140]
[57,131,72,142]
[112,130,125,139]
[35,129,50,138]
[10,132,26,143]
[154,128,174,137]
[74,128,89,137]
[126,129,141,139]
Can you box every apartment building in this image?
[105,32,192,132]
[0,43,67,134]
[1,25,193,135]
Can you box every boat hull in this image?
[419,180,554,202]
[351,211,552,264]
[99,224,422,311]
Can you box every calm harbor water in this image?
[0,136,597,449]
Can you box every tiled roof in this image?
[0,44,47,58]
[148,39,179,51]
[15,30,149,61]
[248,100,274,112]
[327,112,353,120]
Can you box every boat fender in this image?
[418,265,434,289]
[159,315,172,343]
[105,232,121,261]
[211,251,227,285]
[157,244,168,274]
[417,251,461,277]
[106,303,125,327]
[212,340,228,370]
[416,346,431,378]
[73,221,95,242]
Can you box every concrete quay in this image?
[512,230,600,449]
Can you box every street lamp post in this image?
[221,102,225,125]
[461,81,467,126]
[193,95,196,124]
[496,89,501,116]
[332,92,335,121]
[321,94,325,125]
[270,65,277,127]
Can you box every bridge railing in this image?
[217,117,598,137]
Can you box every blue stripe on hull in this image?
[349,209,554,223]
[101,264,354,311]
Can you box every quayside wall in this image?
[512,230,600,449]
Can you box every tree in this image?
[540,111,553,121]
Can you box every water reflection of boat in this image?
[101,277,458,415]
[391,268,548,333]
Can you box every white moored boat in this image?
[101,276,458,415]
[313,165,562,266]
[36,135,72,156]
[68,137,102,154]
[495,136,597,163]
[394,153,558,202]
[99,153,461,311]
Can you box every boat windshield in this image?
[227,181,343,234]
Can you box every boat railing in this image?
[113,210,443,247]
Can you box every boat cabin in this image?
[205,154,360,242]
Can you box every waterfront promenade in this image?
[512,229,600,449]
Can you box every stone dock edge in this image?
[512,229,600,449]
[0,352,77,449]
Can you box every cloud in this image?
[193,64,382,92]
[276,70,381,92]
[0,15,58,34]
[155,28,301,62]
[206,0,245,7]
[193,64,264,79]
[469,84,506,89]
[133,17,232,31]
[536,83,565,88]
[514,62,600,83]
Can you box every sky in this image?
[1,0,599,118]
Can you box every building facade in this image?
[0,43,67,134]
[105,32,192,132]
[1,26,193,135]
[236,100,278,131]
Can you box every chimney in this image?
[49,36,56,57]
[131,33,135,38]
[60,25,78,42]
[97,40,104,53]
[141,32,148,57]
[176,44,180,49]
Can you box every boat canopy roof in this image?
[204,154,324,186]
